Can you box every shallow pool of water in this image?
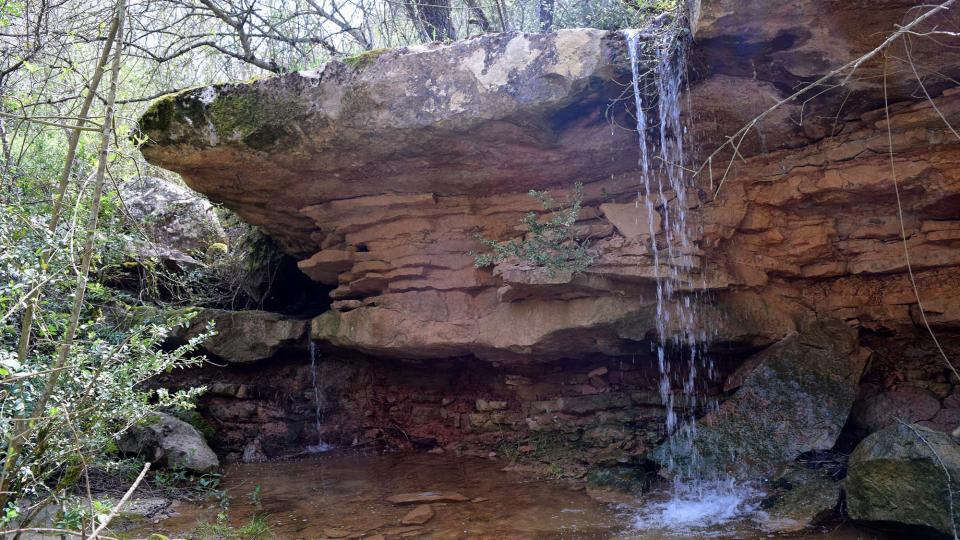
[141,451,892,540]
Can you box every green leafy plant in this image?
[474,182,594,275]
[195,514,274,540]
[152,465,224,502]
[248,484,262,510]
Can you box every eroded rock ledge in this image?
[137,4,960,364]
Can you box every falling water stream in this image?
[623,27,758,529]
[306,340,334,453]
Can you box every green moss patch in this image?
[137,83,297,150]
[342,48,390,70]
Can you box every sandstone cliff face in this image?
[136,2,960,367]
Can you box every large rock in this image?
[851,385,942,434]
[119,176,226,254]
[761,465,841,532]
[136,13,960,362]
[179,309,308,363]
[651,318,866,478]
[688,0,960,158]
[136,30,637,254]
[118,412,219,473]
[846,423,960,537]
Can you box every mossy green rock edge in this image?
[136,80,306,151]
[846,423,960,537]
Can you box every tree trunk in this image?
[537,0,555,32]
[0,0,126,514]
[465,0,491,32]
[409,0,455,41]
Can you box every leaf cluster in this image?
[474,182,594,275]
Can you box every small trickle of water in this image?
[306,340,334,453]
[623,23,754,529]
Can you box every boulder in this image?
[846,423,960,537]
[851,385,942,434]
[119,176,226,255]
[761,465,840,532]
[651,318,866,479]
[178,309,308,363]
[926,390,960,434]
[118,412,219,473]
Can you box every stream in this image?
[139,451,891,540]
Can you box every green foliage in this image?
[474,182,594,275]
[54,498,114,532]
[0,164,213,529]
[152,465,224,502]
[248,485,262,510]
[194,514,274,540]
[552,0,679,31]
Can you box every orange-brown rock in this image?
[137,5,960,362]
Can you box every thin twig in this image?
[699,0,957,198]
[882,53,959,383]
[89,461,151,540]
[897,418,958,540]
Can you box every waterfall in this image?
[306,340,334,453]
[623,26,756,528]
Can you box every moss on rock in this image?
[649,318,863,479]
[342,48,391,70]
[137,84,296,150]
[136,88,207,143]
[846,423,960,537]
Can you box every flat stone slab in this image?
[386,492,469,505]
[401,504,435,525]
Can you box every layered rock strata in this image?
[156,349,714,469]
[136,6,960,362]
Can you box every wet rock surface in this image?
[845,422,960,537]
[651,319,866,478]
[156,350,712,466]
[761,465,841,532]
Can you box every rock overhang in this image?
[135,4,960,362]
[137,29,645,256]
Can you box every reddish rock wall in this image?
[140,3,960,462]
[159,347,742,471]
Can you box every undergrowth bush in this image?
[474,182,594,275]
